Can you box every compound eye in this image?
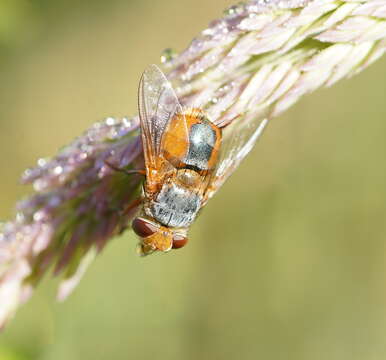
[172,234,188,249]
[132,218,158,238]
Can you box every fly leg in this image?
[116,197,143,235]
[104,160,146,176]
[122,197,142,217]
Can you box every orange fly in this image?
[130,65,268,256]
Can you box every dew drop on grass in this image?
[160,48,177,65]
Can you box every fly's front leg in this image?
[122,197,142,217]
[105,160,146,176]
[116,197,143,235]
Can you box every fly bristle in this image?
[181,107,212,122]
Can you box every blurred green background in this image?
[1,1,386,359]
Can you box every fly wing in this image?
[138,64,184,176]
[204,113,269,202]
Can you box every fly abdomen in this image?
[150,182,201,228]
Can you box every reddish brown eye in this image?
[132,218,158,238]
[172,234,188,249]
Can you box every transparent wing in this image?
[204,113,269,201]
[138,64,184,170]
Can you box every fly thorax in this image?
[184,121,217,171]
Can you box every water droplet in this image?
[210,97,219,105]
[224,2,246,16]
[76,152,88,161]
[202,28,215,36]
[160,48,176,64]
[33,210,47,222]
[37,158,49,167]
[105,117,116,126]
[53,166,63,175]
[16,212,25,224]
[122,118,130,128]
[23,168,32,178]
[98,165,110,179]
[224,7,235,15]
[219,85,228,93]
[33,179,48,192]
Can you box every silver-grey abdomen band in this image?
[150,182,201,228]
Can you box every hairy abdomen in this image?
[149,182,201,228]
